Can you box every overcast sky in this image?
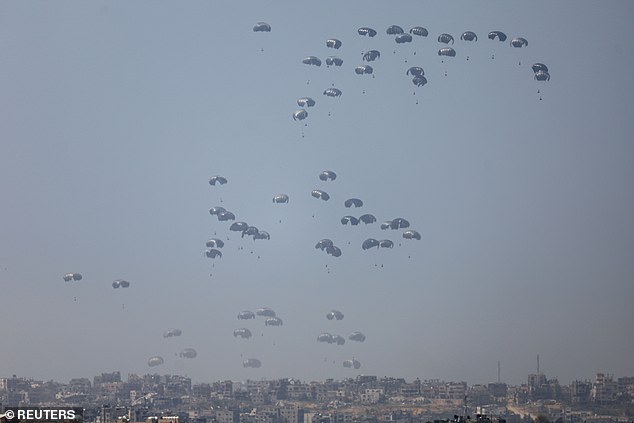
[1,1,633,386]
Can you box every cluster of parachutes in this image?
[318,309,366,370]
[148,327,197,367]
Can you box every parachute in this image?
[297,97,315,107]
[325,56,344,67]
[461,31,477,41]
[209,176,228,186]
[363,50,380,62]
[315,239,334,250]
[355,65,373,75]
[410,26,429,37]
[386,25,404,35]
[234,328,252,339]
[318,333,333,343]
[230,221,248,232]
[319,170,337,181]
[205,249,222,259]
[344,198,363,208]
[206,238,225,248]
[343,359,361,369]
[217,211,235,221]
[147,356,164,367]
[241,226,259,238]
[273,194,289,203]
[391,218,410,229]
[163,328,182,338]
[403,230,422,240]
[112,279,130,288]
[379,240,394,248]
[332,334,346,345]
[253,22,271,32]
[438,33,454,45]
[326,245,342,257]
[265,317,283,326]
[407,67,425,76]
[326,310,344,320]
[359,214,376,224]
[438,47,456,57]
[341,216,360,226]
[302,56,322,66]
[395,34,413,44]
[510,37,528,48]
[326,39,342,49]
[63,272,82,282]
[209,206,226,216]
[534,70,550,81]
[311,189,330,201]
[358,27,377,37]
[180,348,197,359]
[243,358,262,368]
[323,88,342,97]
[256,307,276,317]
[349,331,366,342]
[293,109,308,121]
[488,31,507,42]
[254,231,270,241]
[532,63,548,73]
[362,238,380,250]
[412,75,427,87]
[238,310,255,320]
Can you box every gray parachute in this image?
[206,238,225,248]
[363,50,380,62]
[438,47,456,57]
[358,27,377,37]
[311,189,330,201]
[265,317,283,326]
[180,348,197,359]
[302,56,322,66]
[359,214,376,224]
[319,170,337,181]
[217,211,235,221]
[234,328,252,339]
[112,279,130,289]
[230,221,249,232]
[386,25,404,35]
[488,31,507,42]
[410,26,428,37]
[297,97,315,107]
[253,22,271,32]
[461,31,477,41]
[256,307,276,317]
[355,65,373,75]
[344,198,363,208]
[325,56,344,67]
[326,310,344,320]
[379,240,394,248]
[438,33,454,45]
[315,239,334,250]
[341,216,360,226]
[209,175,228,186]
[362,238,380,250]
[163,328,182,338]
[63,273,82,282]
[412,75,427,87]
[323,88,342,97]
[205,249,222,259]
[238,310,255,320]
[407,67,425,76]
[349,331,366,342]
[510,37,528,48]
[403,230,422,240]
[243,358,262,368]
[326,39,342,49]
[148,356,164,367]
[293,109,308,121]
[343,358,361,369]
[326,245,342,257]
[395,34,412,44]
[273,194,289,203]
[209,206,226,216]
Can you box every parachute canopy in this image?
[234,328,252,339]
[395,34,412,44]
[349,331,366,342]
[326,39,342,49]
[206,249,222,259]
[413,75,427,87]
[209,206,226,216]
[293,109,308,121]
[363,50,380,62]
[461,31,477,42]
[438,47,456,57]
[359,214,376,224]
[326,310,344,320]
[344,198,363,208]
[358,27,377,37]
[362,238,380,250]
[180,348,197,359]
[256,307,276,317]
[355,65,373,75]
[488,31,507,42]
[253,22,271,32]
[209,175,227,186]
[407,67,425,76]
[319,170,337,181]
[243,358,262,368]
[273,194,289,203]
[206,238,225,248]
[341,216,360,226]
[297,97,315,107]
[311,189,330,201]
[325,56,344,67]
[315,239,334,250]
[265,316,283,326]
[230,221,249,232]
[510,37,528,48]
[403,230,422,240]
[438,33,454,45]
[323,88,342,97]
[386,25,404,35]
[410,26,428,36]
[238,310,255,320]
[163,328,182,338]
[148,356,164,367]
[302,56,322,66]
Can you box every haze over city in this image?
[1,1,633,386]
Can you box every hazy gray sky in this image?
[1,1,633,386]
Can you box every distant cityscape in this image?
[1,369,633,423]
